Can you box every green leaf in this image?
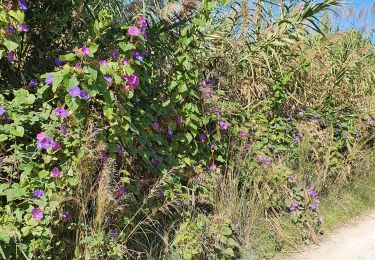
[60,53,76,62]
[8,10,24,23]
[2,39,19,52]
[221,226,232,236]
[9,125,24,137]
[0,134,8,142]
[119,42,136,52]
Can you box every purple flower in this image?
[80,46,90,56]
[54,107,69,119]
[199,80,207,87]
[36,131,46,141]
[245,144,251,151]
[111,48,119,60]
[55,57,65,67]
[151,158,161,166]
[136,16,147,29]
[28,79,38,88]
[45,75,53,85]
[18,0,29,10]
[121,58,129,65]
[128,26,140,37]
[124,74,140,88]
[33,189,44,199]
[239,130,248,137]
[0,107,5,117]
[355,130,361,137]
[167,128,174,136]
[99,59,108,66]
[256,155,272,167]
[298,111,305,116]
[210,142,216,149]
[293,136,300,143]
[208,79,216,85]
[60,123,67,135]
[80,89,90,100]
[99,153,108,162]
[18,23,29,32]
[288,174,295,181]
[7,25,15,34]
[7,52,14,63]
[202,87,212,98]
[132,51,144,61]
[69,86,81,97]
[307,186,319,199]
[176,117,183,126]
[104,75,113,85]
[51,140,60,150]
[289,201,299,212]
[62,211,71,222]
[152,122,160,132]
[114,93,118,100]
[310,203,319,210]
[199,133,206,143]
[31,208,43,221]
[51,167,61,178]
[210,163,217,171]
[118,185,125,197]
[111,229,119,238]
[218,120,229,130]
[235,222,241,229]
[368,119,375,126]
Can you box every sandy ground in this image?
[280,209,375,260]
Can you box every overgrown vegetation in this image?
[0,0,374,259]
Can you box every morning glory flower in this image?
[31,208,43,221]
[33,189,44,199]
[118,185,125,197]
[62,211,71,221]
[121,58,129,65]
[18,23,29,32]
[7,52,14,63]
[7,25,15,34]
[54,107,69,119]
[239,130,248,137]
[368,119,375,126]
[210,163,217,171]
[355,130,361,137]
[99,153,108,162]
[218,120,229,130]
[0,107,5,116]
[55,57,65,66]
[45,75,53,85]
[257,155,272,167]
[208,79,216,85]
[60,123,67,135]
[111,229,119,238]
[111,48,119,60]
[124,74,140,88]
[99,59,108,66]
[176,117,183,126]
[136,16,147,29]
[167,128,174,136]
[80,46,90,56]
[51,167,61,178]
[104,75,113,85]
[199,80,207,87]
[28,79,38,88]
[293,136,300,143]
[80,89,90,100]
[132,51,144,61]
[128,26,140,37]
[289,201,299,212]
[310,203,319,210]
[18,0,29,10]
[199,133,206,142]
[307,186,319,199]
[116,145,124,156]
[69,86,81,97]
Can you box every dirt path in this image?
[281,209,375,260]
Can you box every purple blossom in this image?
[167,128,174,136]
[60,123,67,135]
[111,229,119,238]
[256,155,272,167]
[18,23,29,32]
[7,25,15,34]
[69,86,81,97]
[18,0,29,10]
[298,111,305,116]
[176,117,183,126]
[202,87,212,98]
[289,201,299,212]
[368,119,375,126]
[293,136,300,143]
[55,57,65,67]
[151,158,161,166]
[117,185,125,197]
[121,58,129,65]
[210,163,217,171]
[99,153,108,162]
[54,107,69,119]
[199,80,207,87]
[31,208,43,221]
[33,189,44,199]
[28,79,38,88]
[136,16,147,29]
[235,222,241,229]
[114,93,118,100]
[51,167,61,178]
[45,75,53,85]
[111,48,119,60]
[208,79,216,85]
[7,52,14,63]
[128,26,140,37]
[124,74,140,88]
[51,140,60,150]
[355,130,361,137]
[152,122,160,132]
[62,211,71,222]
[0,107,5,117]
[245,144,251,151]
[132,51,144,61]
[288,174,295,181]
[99,59,108,66]
[80,89,90,100]
[210,142,216,149]
[307,186,319,199]
[80,46,90,56]
[218,120,229,130]
[199,133,206,143]
[310,203,319,210]
[104,75,113,85]
[239,130,248,137]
